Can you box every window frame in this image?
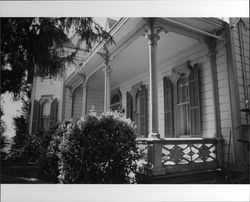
[164,62,201,138]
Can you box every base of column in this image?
[147,167,166,176]
[148,132,160,139]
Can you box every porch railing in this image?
[137,137,223,176]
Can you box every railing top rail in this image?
[136,137,218,144]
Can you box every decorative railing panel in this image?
[137,138,223,176]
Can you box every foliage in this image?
[1,17,113,98]
[58,112,145,184]
[9,88,31,160]
[0,106,9,159]
[37,125,64,183]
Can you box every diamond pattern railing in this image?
[137,138,222,175]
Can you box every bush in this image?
[58,112,144,184]
[37,125,64,183]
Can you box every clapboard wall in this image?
[232,18,250,125]
[111,37,233,164]
[34,76,64,121]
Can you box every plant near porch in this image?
[58,111,145,184]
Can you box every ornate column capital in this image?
[144,19,165,46]
[103,65,112,76]
[65,85,73,97]
[205,37,217,56]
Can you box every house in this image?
[29,18,249,181]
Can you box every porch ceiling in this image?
[110,31,198,88]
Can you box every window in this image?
[110,90,122,111]
[164,63,200,138]
[32,96,58,134]
[40,99,52,131]
[126,83,148,137]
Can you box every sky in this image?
[1,93,22,140]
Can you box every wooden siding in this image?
[233,18,250,125]
[111,38,234,165]
[86,88,104,115]
[64,88,72,121]
[34,76,63,121]
[216,39,234,164]
[72,86,83,119]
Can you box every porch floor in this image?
[140,169,250,184]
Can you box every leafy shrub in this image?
[58,112,144,184]
[37,125,64,183]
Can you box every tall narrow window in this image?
[126,84,148,138]
[31,96,58,134]
[163,77,173,137]
[176,76,190,136]
[40,99,52,131]
[189,64,201,136]
[163,63,201,138]
[110,90,122,111]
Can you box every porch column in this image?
[65,86,73,119]
[205,37,224,168]
[103,64,112,112]
[78,73,88,116]
[205,37,222,138]
[145,19,160,136]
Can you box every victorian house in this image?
[29,18,249,182]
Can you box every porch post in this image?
[65,86,73,119]
[205,37,224,168]
[205,37,222,138]
[78,73,88,116]
[103,64,112,113]
[145,18,160,136]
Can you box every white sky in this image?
[1,93,22,140]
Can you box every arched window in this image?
[32,95,58,134]
[110,90,122,111]
[126,84,148,138]
[40,98,52,131]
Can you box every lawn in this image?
[1,160,44,183]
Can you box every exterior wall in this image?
[232,18,250,125]
[112,42,217,139]
[34,76,64,121]
[72,85,83,119]
[64,88,72,121]
[111,37,234,164]
[216,39,234,164]
[86,88,104,115]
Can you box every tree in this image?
[0,106,9,159]
[10,94,30,159]
[1,18,113,98]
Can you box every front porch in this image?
[63,18,247,179]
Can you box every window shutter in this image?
[189,63,201,136]
[163,77,173,137]
[32,99,40,134]
[49,99,58,129]
[140,85,148,138]
[126,92,133,120]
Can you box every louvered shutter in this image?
[32,99,40,134]
[126,92,133,120]
[139,85,148,138]
[49,99,58,128]
[189,63,201,136]
[163,77,173,137]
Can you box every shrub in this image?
[37,125,64,183]
[58,112,144,184]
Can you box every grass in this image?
[1,159,44,184]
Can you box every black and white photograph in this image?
[0,1,249,202]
